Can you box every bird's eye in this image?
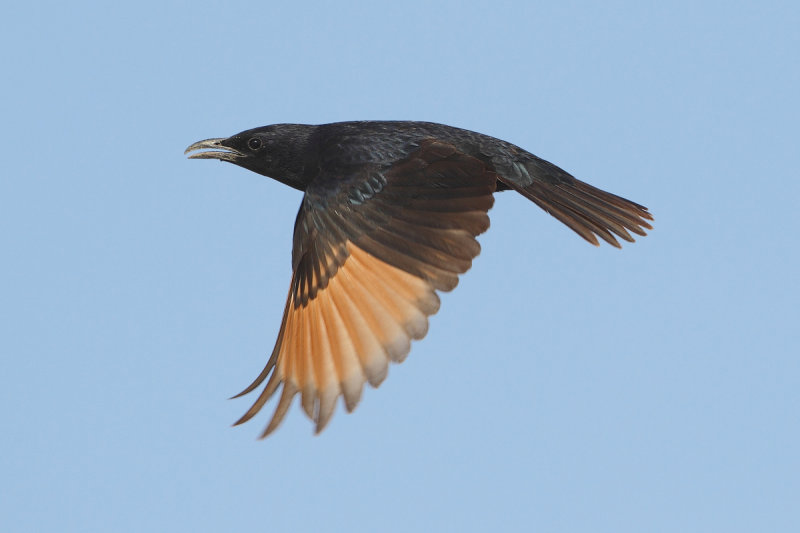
[247,138,262,150]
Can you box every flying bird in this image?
[185,121,653,437]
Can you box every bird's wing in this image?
[233,140,497,437]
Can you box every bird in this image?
[185,120,653,437]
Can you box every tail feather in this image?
[504,173,653,247]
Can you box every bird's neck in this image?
[265,124,317,191]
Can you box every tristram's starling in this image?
[185,121,653,437]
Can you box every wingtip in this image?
[229,389,249,400]
[258,414,286,439]
[314,416,332,435]
[232,410,257,427]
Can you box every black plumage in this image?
[185,120,653,436]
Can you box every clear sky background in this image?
[2,1,798,532]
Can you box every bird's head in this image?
[185,124,314,190]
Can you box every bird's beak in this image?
[184,138,243,162]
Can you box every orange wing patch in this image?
[236,242,441,437]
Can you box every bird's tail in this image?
[501,163,653,247]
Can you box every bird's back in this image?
[310,120,573,191]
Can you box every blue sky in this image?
[2,1,799,532]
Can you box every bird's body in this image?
[186,120,652,436]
